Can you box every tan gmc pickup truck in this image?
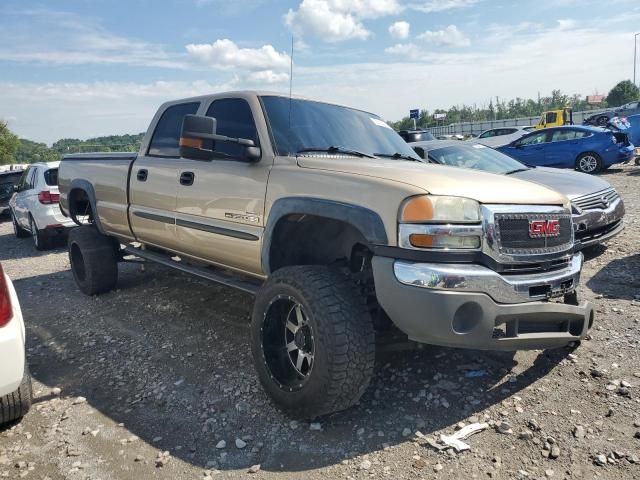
[59,91,594,419]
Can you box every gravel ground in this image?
[1,164,639,480]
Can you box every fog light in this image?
[452,302,483,334]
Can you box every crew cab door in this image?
[172,96,271,276]
[129,101,200,251]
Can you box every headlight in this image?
[399,195,482,250]
[400,195,480,223]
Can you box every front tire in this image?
[251,266,375,419]
[576,152,602,174]
[0,364,33,425]
[30,215,50,251]
[68,226,118,295]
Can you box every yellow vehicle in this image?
[535,107,573,129]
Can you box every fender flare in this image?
[261,197,388,274]
[67,179,106,234]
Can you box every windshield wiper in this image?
[505,168,530,175]
[374,152,422,162]
[296,146,376,159]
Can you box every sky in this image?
[1,0,639,144]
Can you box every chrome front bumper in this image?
[393,253,582,304]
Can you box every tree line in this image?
[390,80,640,130]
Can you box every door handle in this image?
[137,169,148,182]
[180,171,195,186]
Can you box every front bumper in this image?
[573,197,625,250]
[373,256,594,351]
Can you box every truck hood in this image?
[297,157,568,205]
[511,167,613,200]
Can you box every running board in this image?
[123,246,261,295]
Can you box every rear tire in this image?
[251,266,375,419]
[0,364,32,425]
[575,152,602,174]
[68,226,118,295]
[30,215,50,251]
[11,211,29,239]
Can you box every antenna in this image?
[289,36,294,128]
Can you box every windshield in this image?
[428,144,528,174]
[261,96,420,160]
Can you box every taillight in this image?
[0,265,12,328]
[38,191,60,204]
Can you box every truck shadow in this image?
[19,263,571,474]
[586,253,640,300]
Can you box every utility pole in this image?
[635,33,640,87]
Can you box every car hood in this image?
[297,157,568,205]
[511,167,613,200]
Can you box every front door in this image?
[129,101,200,251]
[12,166,37,229]
[172,96,272,277]
[506,131,549,166]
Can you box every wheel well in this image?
[268,214,370,273]
[68,188,93,225]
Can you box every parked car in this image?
[497,125,634,174]
[615,101,640,118]
[0,262,32,425]
[9,161,76,250]
[398,129,435,143]
[0,168,25,216]
[58,91,593,419]
[436,134,464,140]
[470,126,534,148]
[410,141,625,250]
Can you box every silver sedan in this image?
[410,140,624,250]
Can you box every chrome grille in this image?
[494,213,573,254]
[573,188,619,211]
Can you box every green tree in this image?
[15,139,61,164]
[0,120,20,165]
[606,80,640,108]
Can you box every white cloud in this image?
[186,39,290,71]
[384,43,421,59]
[410,0,478,13]
[284,0,401,42]
[246,70,290,84]
[389,21,410,40]
[556,18,577,30]
[417,25,470,47]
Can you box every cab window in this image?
[545,112,557,124]
[205,98,259,159]
[148,102,200,157]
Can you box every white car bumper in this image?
[32,203,76,231]
[0,274,26,397]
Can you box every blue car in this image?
[498,125,634,174]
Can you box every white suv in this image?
[9,162,76,250]
[0,263,32,425]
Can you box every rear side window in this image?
[44,168,58,186]
[148,102,200,157]
[205,98,258,158]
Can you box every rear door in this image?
[544,129,585,167]
[13,166,38,229]
[129,101,200,251]
[172,96,271,276]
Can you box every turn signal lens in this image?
[400,195,480,223]
[409,234,480,249]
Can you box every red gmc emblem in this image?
[529,219,561,238]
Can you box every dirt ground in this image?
[1,164,639,480]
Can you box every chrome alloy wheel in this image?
[579,155,598,173]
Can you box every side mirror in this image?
[13,185,20,192]
[179,115,217,161]
[412,146,426,159]
[179,114,262,162]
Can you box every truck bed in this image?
[59,152,138,240]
